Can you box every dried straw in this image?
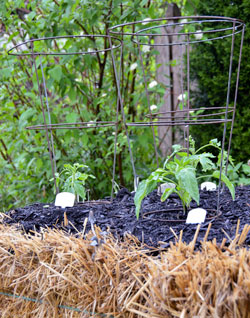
[0,220,249,318]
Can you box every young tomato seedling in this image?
[134,137,235,219]
[53,163,95,202]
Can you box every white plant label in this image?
[55,192,75,208]
[186,208,207,224]
[201,181,217,191]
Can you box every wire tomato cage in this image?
[8,35,122,197]
[108,16,245,211]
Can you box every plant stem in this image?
[162,177,177,186]
[195,144,220,154]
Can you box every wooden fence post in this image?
[156,3,184,157]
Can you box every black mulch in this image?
[2,186,250,250]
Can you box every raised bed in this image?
[1,186,250,317]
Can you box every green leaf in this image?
[176,167,199,205]
[63,164,74,173]
[150,168,169,181]
[26,157,36,175]
[234,162,243,172]
[179,189,192,209]
[212,171,235,200]
[120,9,131,20]
[26,11,36,21]
[177,152,188,158]
[74,182,86,200]
[172,144,182,153]
[62,179,72,193]
[68,87,77,101]
[239,177,250,186]
[19,108,36,122]
[66,113,78,123]
[161,187,175,202]
[19,109,36,129]
[198,153,215,171]
[0,67,12,79]
[134,179,157,219]
[242,164,250,176]
[82,134,89,146]
[48,65,62,82]
[209,139,221,147]
[36,158,43,171]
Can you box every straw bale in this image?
[0,223,250,317]
[126,230,250,318]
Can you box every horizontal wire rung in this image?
[126,118,232,127]
[26,121,117,130]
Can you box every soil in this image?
[2,186,250,250]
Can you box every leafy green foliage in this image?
[189,0,250,163]
[240,164,250,185]
[0,0,168,210]
[134,137,235,219]
[227,162,250,186]
[53,163,95,201]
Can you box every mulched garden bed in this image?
[2,185,250,249]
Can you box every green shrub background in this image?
[189,0,250,163]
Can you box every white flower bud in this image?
[87,121,95,127]
[142,45,150,53]
[194,31,203,40]
[130,63,138,71]
[142,18,151,25]
[149,80,157,88]
[150,105,157,111]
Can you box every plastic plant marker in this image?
[201,182,217,191]
[186,208,207,224]
[55,192,75,208]
[157,182,176,196]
